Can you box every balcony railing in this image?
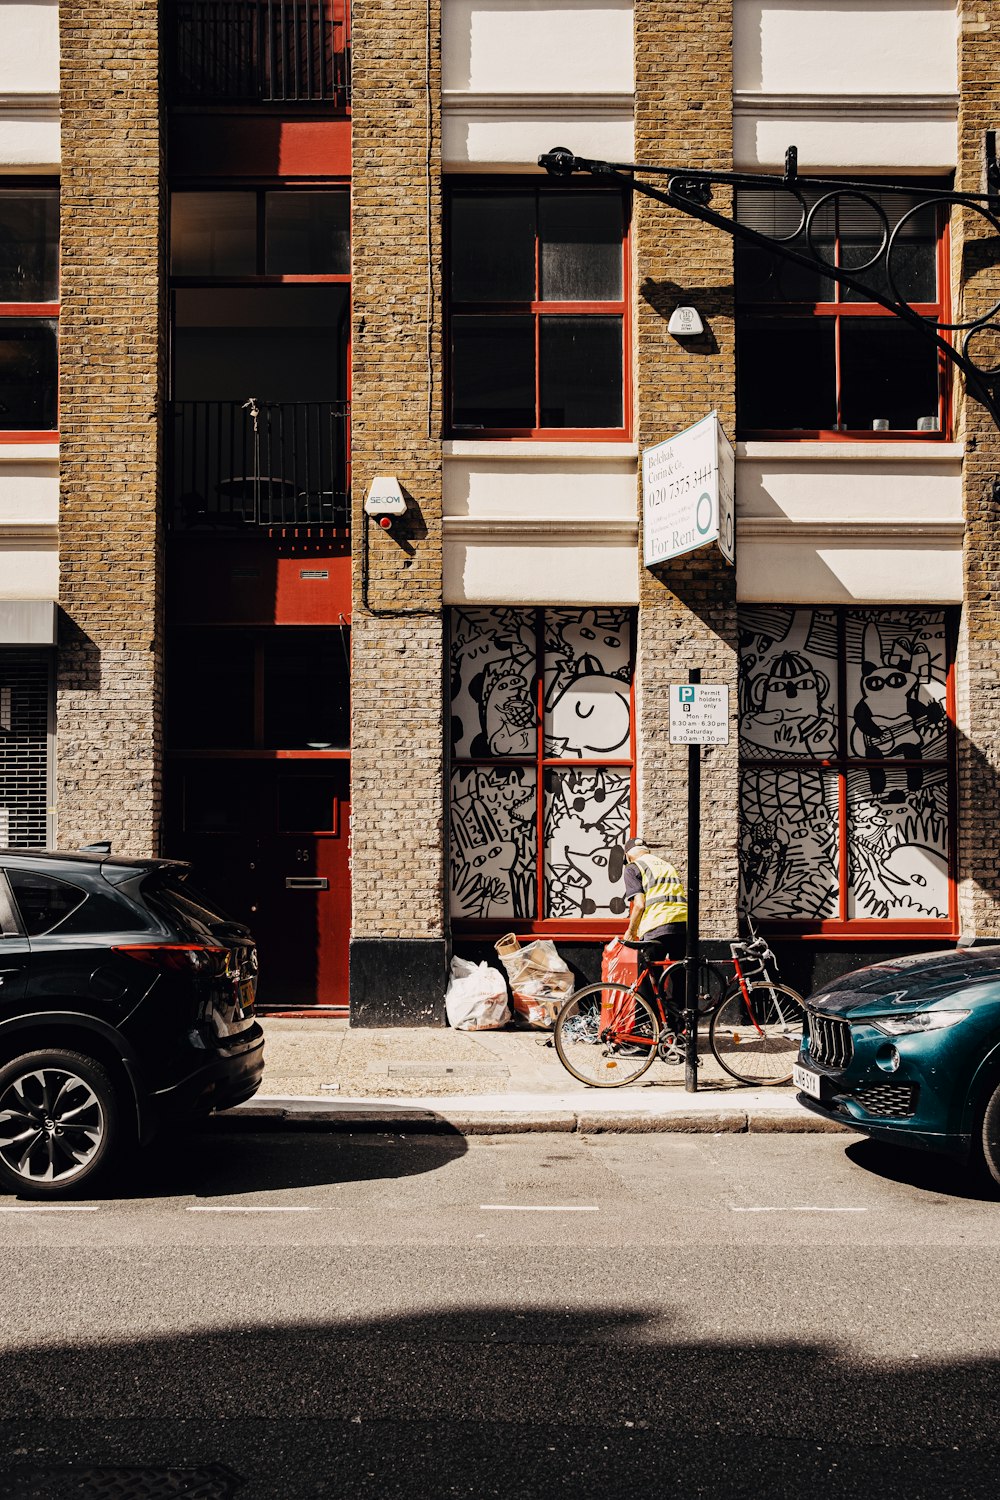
[169,399,350,530]
[168,0,350,107]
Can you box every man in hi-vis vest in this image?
[622,836,688,999]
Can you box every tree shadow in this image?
[1,1303,999,1497]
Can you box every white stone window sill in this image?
[443,440,638,461]
[0,442,59,463]
[738,441,963,462]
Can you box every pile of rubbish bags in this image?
[443,935,576,1031]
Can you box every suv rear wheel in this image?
[0,1049,121,1198]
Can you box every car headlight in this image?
[870,1010,970,1036]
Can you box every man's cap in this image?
[623,836,649,854]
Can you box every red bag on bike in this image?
[600,939,638,1032]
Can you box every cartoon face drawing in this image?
[549,675,630,758]
[565,845,627,916]
[751,652,830,723]
[559,611,631,679]
[741,819,789,892]
[881,843,948,915]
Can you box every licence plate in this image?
[793,1063,823,1099]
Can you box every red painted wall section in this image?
[170,117,351,179]
[167,538,352,624]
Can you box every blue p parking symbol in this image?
[679,686,696,703]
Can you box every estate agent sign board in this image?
[642,411,735,568]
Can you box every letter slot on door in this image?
[285,876,330,890]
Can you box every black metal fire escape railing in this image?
[168,399,351,530]
[169,0,351,107]
[539,139,1000,435]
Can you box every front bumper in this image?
[796,1090,969,1158]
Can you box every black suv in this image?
[0,849,264,1197]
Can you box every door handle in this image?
[285,877,329,890]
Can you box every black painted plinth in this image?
[349,938,449,1027]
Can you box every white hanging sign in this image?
[668,683,730,745]
[642,411,735,568]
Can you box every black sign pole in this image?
[685,668,701,1093]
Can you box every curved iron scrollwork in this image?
[539,142,1000,432]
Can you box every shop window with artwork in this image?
[449,608,635,932]
[738,607,954,934]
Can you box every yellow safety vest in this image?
[633,853,687,936]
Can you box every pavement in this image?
[232,1016,845,1136]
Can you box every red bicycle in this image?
[553,926,806,1088]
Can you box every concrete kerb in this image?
[227,1092,854,1136]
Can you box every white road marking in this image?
[186,1205,314,1213]
[480,1204,600,1213]
[729,1206,868,1214]
[0,1205,99,1212]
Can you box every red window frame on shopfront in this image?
[735,184,952,442]
[0,180,59,443]
[742,607,958,941]
[445,179,632,442]
[450,608,637,941]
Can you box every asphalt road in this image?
[1,1124,999,1500]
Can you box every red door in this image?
[165,759,350,1008]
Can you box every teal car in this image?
[794,947,1000,1182]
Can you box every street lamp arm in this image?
[538,144,1000,433]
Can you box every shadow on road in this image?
[0,1303,998,1498]
[82,1117,468,1203]
[844,1136,1000,1202]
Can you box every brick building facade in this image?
[0,0,997,1020]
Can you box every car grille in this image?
[853,1083,918,1118]
[807,1011,854,1070]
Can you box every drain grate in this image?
[0,1464,245,1500]
[381,1061,510,1077]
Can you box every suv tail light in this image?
[112,944,227,974]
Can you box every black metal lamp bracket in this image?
[538,141,1000,432]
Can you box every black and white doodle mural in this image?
[739,767,840,919]
[450,609,537,759]
[739,607,839,759]
[544,610,633,759]
[738,607,951,923]
[450,765,536,919]
[543,768,631,918]
[449,609,635,922]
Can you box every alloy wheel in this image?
[0,1066,106,1185]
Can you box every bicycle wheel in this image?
[554,982,660,1088]
[709,982,806,1085]
[697,961,729,1016]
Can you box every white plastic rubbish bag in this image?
[445,957,511,1031]
[494,935,575,1029]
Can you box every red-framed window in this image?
[449,608,636,936]
[735,185,951,440]
[170,185,349,281]
[0,182,59,440]
[446,180,630,440]
[739,606,957,938]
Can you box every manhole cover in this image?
[0,1464,245,1500]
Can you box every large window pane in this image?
[450,766,537,919]
[0,320,57,430]
[736,189,835,303]
[539,316,622,428]
[539,192,623,301]
[173,287,349,402]
[739,607,839,760]
[841,193,938,303]
[170,192,257,276]
[167,634,256,749]
[737,317,836,431]
[450,193,535,302]
[0,189,59,301]
[264,192,349,275]
[740,768,840,920]
[451,315,535,428]
[449,608,537,758]
[543,768,630,918]
[847,765,949,919]
[543,609,633,758]
[844,610,948,764]
[839,319,939,431]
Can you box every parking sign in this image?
[668,684,730,744]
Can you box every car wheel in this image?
[0,1049,121,1199]
[981,1078,1000,1188]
